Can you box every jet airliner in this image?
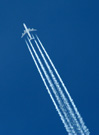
[21,23,37,40]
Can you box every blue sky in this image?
[0,0,99,134]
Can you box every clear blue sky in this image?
[0,0,99,134]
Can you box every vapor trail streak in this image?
[34,38,84,134]
[27,38,78,134]
[28,38,77,134]
[25,40,76,134]
[35,35,89,135]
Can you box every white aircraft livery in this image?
[21,23,36,40]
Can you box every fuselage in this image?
[23,23,32,39]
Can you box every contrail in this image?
[27,38,78,134]
[35,35,90,135]
[25,39,76,134]
[33,38,85,134]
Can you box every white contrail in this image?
[27,38,77,134]
[35,35,89,135]
[34,38,85,134]
[25,39,76,135]
[27,38,79,134]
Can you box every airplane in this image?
[21,23,37,40]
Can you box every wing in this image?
[29,28,37,32]
[21,30,26,38]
